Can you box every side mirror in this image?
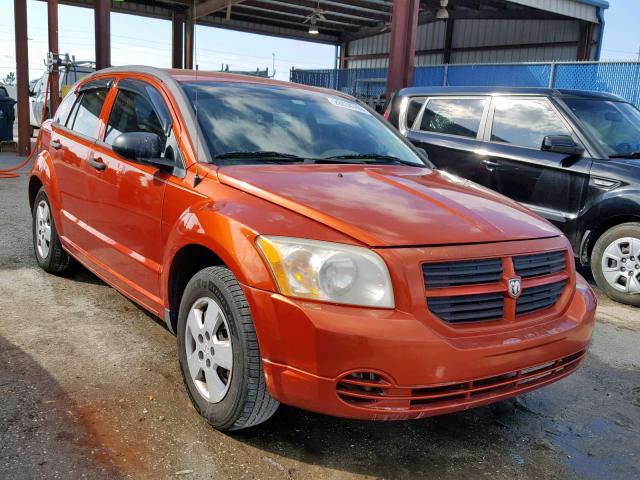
[112,132,174,170]
[541,135,584,156]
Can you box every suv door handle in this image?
[51,139,62,150]
[87,156,106,171]
[481,159,501,171]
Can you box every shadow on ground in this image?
[0,335,125,480]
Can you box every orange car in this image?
[29,66,596,431]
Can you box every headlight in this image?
[255,236,394,308]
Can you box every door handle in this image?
[51,139,62,150]
[87,156,106,171]
[481,159,501,171]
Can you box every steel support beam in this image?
[577,22,594,61]
[185,19,194,69]
[443,18,454,64]
[94,0,111,70]
[191,0,247,20]
[48,0,61,113]
[172,12,184,69]
[385,0,419,103]
[14,0,30,155]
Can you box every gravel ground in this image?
[1,153,639,480]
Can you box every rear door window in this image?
[490,97,571,149]
[68,89,108,138]
[419,98,487,138]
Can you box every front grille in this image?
[517,281,566,315]
[423,258,503,288]
[336,350,586,411]
[424,250,568,324]
[428,293,504,323]
[514,251,566,278]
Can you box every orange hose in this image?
[0,71,51,179]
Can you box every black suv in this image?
[386,86,640,306]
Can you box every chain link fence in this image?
[291,61,640,108]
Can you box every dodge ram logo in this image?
[508,278,522,299]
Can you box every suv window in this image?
[419,98,486,138]
[68,89,108,138]
[104,88,165,145]
[491,97,571,149]
[405,98,425,129]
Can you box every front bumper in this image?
[243,271,596,421]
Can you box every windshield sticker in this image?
[327,97,369,114]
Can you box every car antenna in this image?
[192,1,202,188]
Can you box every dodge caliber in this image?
[29,67,596,431]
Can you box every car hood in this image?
[218,164,560,247]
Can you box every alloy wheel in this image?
[35,200,52,260]
[185,297,233,403]
[601,236,640,294]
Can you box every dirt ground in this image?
[1,153,639,480]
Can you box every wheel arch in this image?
[166,243,226,334]
[28,175,43,211]
[582,214,640,265]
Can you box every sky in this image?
[0,0,639,84]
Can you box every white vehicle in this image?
[30,61,95,128]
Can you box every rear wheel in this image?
[32,188,74,274]
[177,266,278,431]
[591,222,640,307]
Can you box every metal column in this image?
[94,0,111,70]
[385,0,420,103]
[14,0,30,155]
[185,20,195,70]
[48,0,60,113]
[172,12,184,69]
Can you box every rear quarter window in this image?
[419,98,487,138]
[67,89,108,138]
[405,98,425,129]
[54,91,77,126]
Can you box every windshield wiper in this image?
[610,151,640,159]
[214,151,306,162]
[322,153,421,167]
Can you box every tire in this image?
[32,188,74,274]
[177,266,279,431]
[591,222,640,307]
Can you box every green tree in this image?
[2,72,16,86]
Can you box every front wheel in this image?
[591,222,640,307]
[177,266,279,431]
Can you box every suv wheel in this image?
[591,222,640,306]
[177,266,279,431]
[32,188,74,274]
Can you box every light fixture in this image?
[436,0,449,19]
[308,17,319,35]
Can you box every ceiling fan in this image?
[303,2,328,35]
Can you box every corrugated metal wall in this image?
[346,18,588,68]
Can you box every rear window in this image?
[419,98,486,138]
[405,98,425,129]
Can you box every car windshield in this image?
[564,98,640,157]
[180,82,425,166]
